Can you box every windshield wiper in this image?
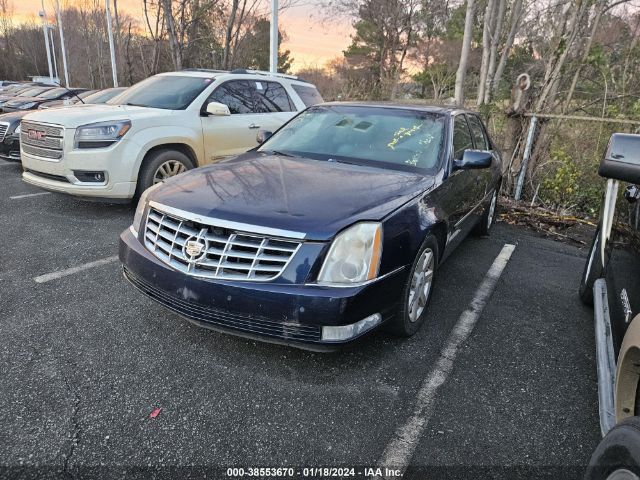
[125,102,148,108]
[52,81,85,104]
[261,149,296,158]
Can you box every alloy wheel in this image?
[153,160,187,184]
[606,469,640,480]
[407,248,435,322]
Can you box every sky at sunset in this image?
[11,0,352,71]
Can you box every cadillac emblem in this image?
[185,239,206,260]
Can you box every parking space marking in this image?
[0,162,15,167]
[375,243,516,478]
[10,192,52,200]
[34,256,119,283]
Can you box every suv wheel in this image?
[136,149,194,198]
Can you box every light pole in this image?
[49,27,59,81]
[38,2,53,82]
[105,0,118,87]
[54,0,70,86]
[269,0,278,73]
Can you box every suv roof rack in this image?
[229,69,309,83]
[181,68,229,74]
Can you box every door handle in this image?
[248,123,260,129]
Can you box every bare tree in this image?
[454,0,476,105]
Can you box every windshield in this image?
[259,105,446,172]
[85,88,126,104]
[36,88,67,99]
[109,75,212,110]
[18,87,51,97]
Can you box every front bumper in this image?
[20,136,140,200]
[119,227,406,351]
[0,134,20,162]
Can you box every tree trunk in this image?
[492,0,523,96]
[454,0,476,106]
[223,0,239,69]
[161,0,182,70]
[483,0,506,104]
[477,0,496,105]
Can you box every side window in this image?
[291,84,323,107]
[453,115,473,160]
[207,80,255,114]
[253,81,294,113]
[467,115,489,150]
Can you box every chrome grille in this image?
[0,122,8,141]
[20,121,64,159]
[144,207,301,281]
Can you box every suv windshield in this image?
[109,75,213,110]
[36,88,67,99]
[259,105,446,172]
[18,87,51,97]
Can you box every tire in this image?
[475,187,499,237]
[584,416,640,480]
[388,235,439,337]
[579,225,604,306]
[135,149,195,199]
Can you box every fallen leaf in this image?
[149,407,162,419]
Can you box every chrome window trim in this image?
[148,201,307,240]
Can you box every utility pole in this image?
[105,0,119,87]
[269,0,278,73]
[54,0,70,86]
[39,1,53,82]
[49,27,59,81]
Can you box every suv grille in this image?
[20,121,64,160]
[0,122,8,141]
[144,207,301,281]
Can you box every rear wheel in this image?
[135,149,194,199]
[475,188,498,236]
[388,235,438,337]
[579,225,604,306]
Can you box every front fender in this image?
[131,126,204,177]
[616,313,640,422]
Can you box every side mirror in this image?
[599,133,640,184]
[205,101,230,116]
[256,129,273,144]
[453,150,493,170]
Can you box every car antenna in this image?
[53,81,85,104]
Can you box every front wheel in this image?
[584,417,640,480]
[388,235,439,337]
[135,149,195,198]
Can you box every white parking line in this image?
[34,256,119,283]
[375,243,516,478]
[0,162,15,167]
[10,192,52,200]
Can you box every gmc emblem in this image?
[27,130,45,141]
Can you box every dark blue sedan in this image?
[119,103,502,350]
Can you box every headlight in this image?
[17,102,36,109]
[317,222,382,285]
[14,124,20,134]
[74,120,131,149]
[131,181,163,236]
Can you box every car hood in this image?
[0,110,31,126]
[150,153,435,241]
[22,104,173,128]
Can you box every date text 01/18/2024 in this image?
[224,467,402,477]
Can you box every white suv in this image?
[19,69,323,201]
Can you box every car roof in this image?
[317,101,473,115]
[155,69,312,85]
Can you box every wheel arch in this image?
[140,143,199,171]
[616,313,640,422]
[428,221,448,262]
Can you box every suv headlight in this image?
[131,182,163,236]
[14,124,20,134]
[74,120,131,149]
[318,222,383,285]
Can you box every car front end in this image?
[20,115,139,200]
[0,114,25,162]
[119,188,409,350]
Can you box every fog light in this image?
[73,170,106,183]
[321,313,382,341]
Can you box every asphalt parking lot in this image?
[0,159,601,479]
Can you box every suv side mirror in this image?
[256,129,273,144]
[599,133,640,184]
[453,150,493,170]
[205,101,230,116]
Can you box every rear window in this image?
[291,84,323,107]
